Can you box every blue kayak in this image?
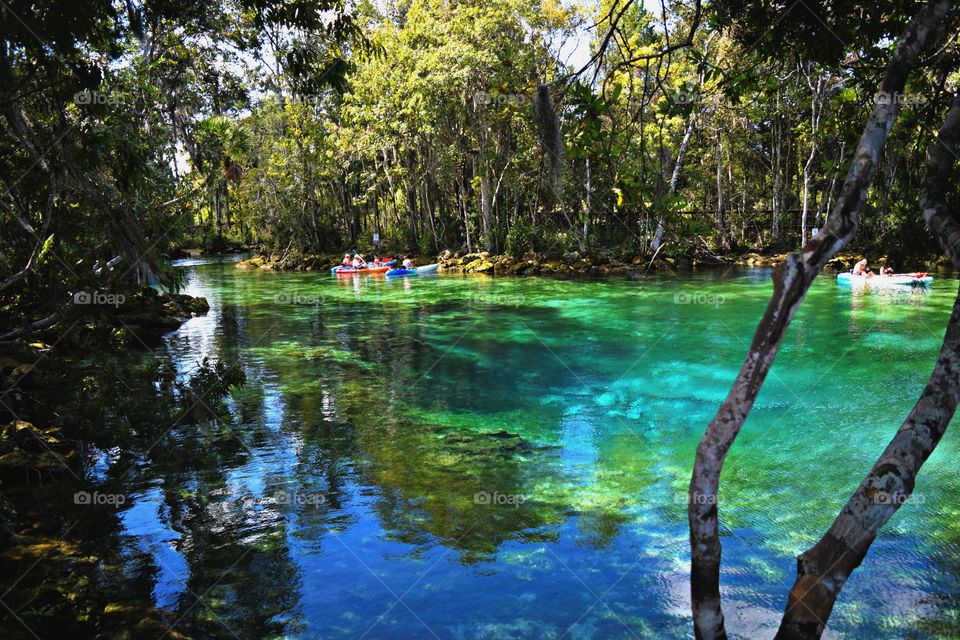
[386,263,439,277]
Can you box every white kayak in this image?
[837,272,932,287]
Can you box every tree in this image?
[688,1,957,638]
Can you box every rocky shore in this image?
[236,249,722,274]
[105,289,210,347]
[1,287,210,487]
[236,248,952,275]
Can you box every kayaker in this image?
[342,253,352,267]
[852,259,873,277]
[402,256,415,270]
[880,265,894,276]
[373,255,381,267]
[352,255,363,269]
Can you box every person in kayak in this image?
[852,258,874,277]
[402,256,415,270]
[373,255,381,267]
[879,265,894,276]
[352,255,364,269]
[342,253,352,267]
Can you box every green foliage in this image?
[505,220,540,257]
[0,0,369,340]
[2,0,956,346]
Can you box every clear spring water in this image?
[97,259,960,638]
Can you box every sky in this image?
[558,0,675,72]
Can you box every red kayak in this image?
[331,257,394,274]
[332,265,391,275]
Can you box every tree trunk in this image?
[801,141,815,245]
[582,158,591,253]
[406,181,420,252]
[772,102,783,243]
[214,183,223,238]
[777,90,960,640]
[802,69,827,245]
[687,3,951,638]
[479,166,493,253]
[652,108,698,251]
[423,181,439,252]
[716,133,725,239]
[457,178,472,252]
[822,142,845,227]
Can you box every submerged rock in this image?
[438,429,537,458]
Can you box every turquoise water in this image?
[99,260,960,637]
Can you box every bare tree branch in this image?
[0,312,59,342]
[557,0,702,86]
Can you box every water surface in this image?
[88,261,960,638]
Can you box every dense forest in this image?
[178,0,959,263]
[4,0,958,318]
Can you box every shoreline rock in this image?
[235,248,953,277]
[52,289,212,350]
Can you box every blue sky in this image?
[559,0,674,72]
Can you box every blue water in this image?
[90,260,960,638]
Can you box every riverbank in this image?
[235,248,954,276]
[1,288,211,478]
[0,288,214,640]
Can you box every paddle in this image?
[351,250,369,269]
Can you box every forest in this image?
[4,0,960,639]
[5,0,958,299]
